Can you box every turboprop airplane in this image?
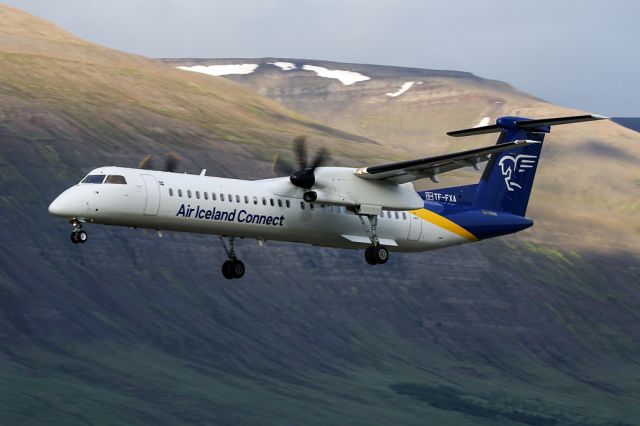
[48,114,606,279]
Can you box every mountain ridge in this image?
[1,6,639,425]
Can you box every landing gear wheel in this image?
[222,259,245,279]
[231,260,245,279]
[222,260,235,279]
[365,246,378,265]
[365,245,389,264]
[374,245,389,264]
[76,230,88,244]
[70,230,87,244]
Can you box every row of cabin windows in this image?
[167,187,409,220]
[168,188,292,208]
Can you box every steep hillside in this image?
[164,58,640,251]
[1,6,640,426]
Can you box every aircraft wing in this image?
[354,140,537,184]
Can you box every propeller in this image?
[272,136,329,189]
[138,152,182,172]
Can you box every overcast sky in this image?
[7,0,638,116]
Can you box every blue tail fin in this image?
[448,114,606,216]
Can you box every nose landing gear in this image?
[219,237,245,279]
[70,219,87,244]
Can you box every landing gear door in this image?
[408,213,422,241]
[141,174,160,216]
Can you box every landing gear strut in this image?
[70,219,87,244]
[358,214,389,265]
[219,237,245,279]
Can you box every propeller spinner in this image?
[272,136,329,189]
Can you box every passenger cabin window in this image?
[220,194,225,201]
[204,192,208,200]
[169,188,174,196]
[196,191,200,199]
[394,211,399,219]
[402,212,407,220]
[244,195,249,204]
[212,192,217,201]
[178,189,183,197]
[187,190,192,198]
[262,197,267,206]
[228,194,233,202]
[300,202,305,210]
[277,199,283,208]
[253,196,258,205]
[105,175,127,184]
[236,195,240,203]
[286,200,291,208]
[81,174,106,184]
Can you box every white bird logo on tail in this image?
[498,154,537,191]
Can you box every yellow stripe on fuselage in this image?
[411,208,478,241]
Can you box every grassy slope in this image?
[1,6,640,426]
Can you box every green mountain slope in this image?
[1,6,640,426]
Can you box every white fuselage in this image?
[48,167,471,252]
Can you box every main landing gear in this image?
[219,237,245,280]
[358,214,389,265]
[70,219,87,244]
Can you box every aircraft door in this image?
[141,174,160,216]
[407,214,422,241]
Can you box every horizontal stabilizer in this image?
[448,114,608,137]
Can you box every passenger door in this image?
[141,174,160,216]
[407,213,422,241]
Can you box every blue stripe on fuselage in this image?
[430,202,533,240]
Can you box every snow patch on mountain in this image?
[474,116,491,127]
[177,64,259,76]
[386,81,422,97]
[301,65,370,85]
[270,62,296,71]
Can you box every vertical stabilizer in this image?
[447,114,607,216]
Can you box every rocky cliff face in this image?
[1,6,640,425]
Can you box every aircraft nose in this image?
[48,191,81,217]
[48,197,62,215]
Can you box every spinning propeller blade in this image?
[138,152,181,172]
[271,136,330,189]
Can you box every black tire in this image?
[231,260,245,279]
[221,260,235,279]
[77,230,88,244]
[70,232,79,244]
[365,246,378,265]
[374,246,389,264]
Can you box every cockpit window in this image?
[81,174,106,184]
[105,175,127,184]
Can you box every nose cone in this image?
[48,196,66,216]
[48,189,83,218]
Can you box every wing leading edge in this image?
[354,140,538,184]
